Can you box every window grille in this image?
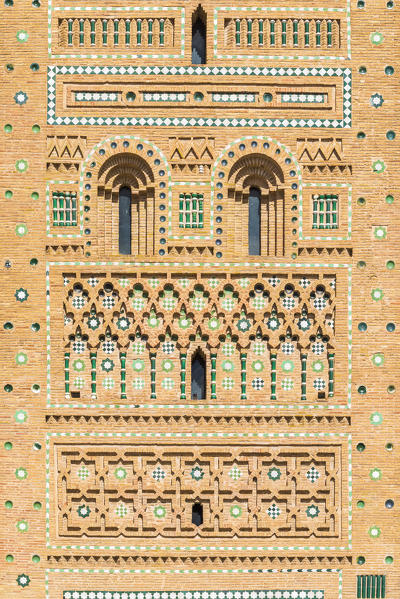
[52,191,77,226]
[179,193,204,228]
[312,194,338,229]
[357,575,385,599]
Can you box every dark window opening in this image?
[119,186,131,254]
[191,351,206,400]
[248,186,261,255]
[192,8,206,64]
[192,502,203,526]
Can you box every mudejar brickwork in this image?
[0,0,399,598]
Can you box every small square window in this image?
[179,193,204,229]
[52,191,77,226]
[312,194,338,229]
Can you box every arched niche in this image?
[98,152,155,256]
[211,136,301,259]
[79,137,172,258]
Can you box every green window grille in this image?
[179,193,204,229]
[52,191,78,227]
[113,19,119,45]
[159,18,165,46]
[67,19,73,46]
[270,19,275,46]
[304,20,310,46]
[258,19,264,45]
[137,19,142,45]
[79,18,84,46]
[312,194,338,230]
[125,19,131,46]
[148,19,153,45]
[293,19,298,46]
[357,575,385,599]
[235,19,241,46]
[316,20,321,47]
[90,19,96,46]
[327,19,333,47]
[102,19,108,45]
[247,19,252,45]
[281,19,287,46]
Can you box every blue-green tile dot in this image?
[385,65,394,75]
[358,322,367,331]
[387,385,395,393]
[357,556,366,565]
[386,130,396,140]
[386,322,395,331]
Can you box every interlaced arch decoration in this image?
[211,136,302,258]
[79,135,172,258]
[61,269,339,405]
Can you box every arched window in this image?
[96,152,155,256]
[248,186,261,255]
[227,153,286,257]
[191,351,206,399]
[119,186,131,254]
[192,502,203,526]
[192,8,206,64]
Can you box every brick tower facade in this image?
[1,1,399,598]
